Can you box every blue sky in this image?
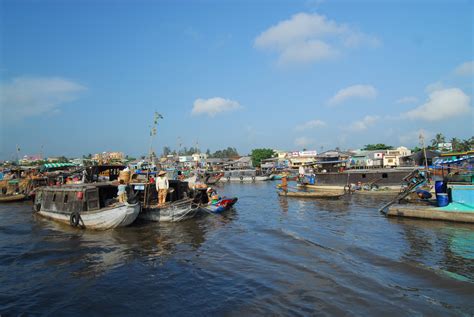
[1,0,473,160]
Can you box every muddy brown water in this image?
[1,182,473,315]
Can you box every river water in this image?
[1,181,473,316]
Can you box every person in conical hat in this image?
[156,171,169,206]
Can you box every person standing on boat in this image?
[117,179,127,203]
[281,174,288,193]
[156,171,169,206]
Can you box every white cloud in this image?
[403,88,471,121]
[454,61,474,76]
[349,115,379,131]
[254,12,379,65]
[425,81,444,93]
[398,129,433,146]
[328,84,377,105]
[0,76,85,120]
[295,136,314,148]
[295,119,326,131]
[192,97,241,117]
[395,96,418,104]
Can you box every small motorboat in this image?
[200,197,238,214]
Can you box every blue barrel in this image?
[437,193,449,207]
[435,180,446,194]
[309,176,315,185]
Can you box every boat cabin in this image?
[35,183,119,213]
[129,178,191,208]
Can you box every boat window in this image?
[64,194,68,203]
[382,173,388,178]
[362,174,366,178]
[52,193,56,202]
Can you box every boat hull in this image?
[387,204,474,223]
[0,194,27,202]
[37,203,141,230]
[200,197,238,214]
[139,199,198,222]
[223,176,271,182]
[278,191,344,199]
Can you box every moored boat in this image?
[129,178,200,222]
[0,193,27,202]
[277,190,344,199]
[34,183,140,230]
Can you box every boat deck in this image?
[387,202,474,223]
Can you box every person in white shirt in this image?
[156,171,169,206]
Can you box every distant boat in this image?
[34,183,140,230]
[223,170,271,182]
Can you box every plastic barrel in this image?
[435,180,445,194]
[437,193,449,207]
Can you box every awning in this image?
[42,162,78,169]
[434,155,474,165]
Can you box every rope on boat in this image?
[169,200,201,222]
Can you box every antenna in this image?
[148,111,163,162]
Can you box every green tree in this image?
[162,146,171,157]
[212,147,239,158]
[57,156,69,163]
[458,137,474,151]
[251,148,275,167]
[431,133,446,148]
[362,144,393,151]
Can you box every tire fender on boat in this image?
[70,211,81,227]
[252,176,256,182]
[227,176,231,182]
[240,176,244,182]
[34,203,41,212]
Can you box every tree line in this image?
[161,146,239,158]
[362,134,473,152]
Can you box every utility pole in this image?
[16,144,20,163]
[177,136,182,155]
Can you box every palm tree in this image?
[450,137,460,151]
[431,133,446,148]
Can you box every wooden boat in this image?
[34,183,140,230]
[129,179,201,222]
[204,172,224,185]
[139,198,199,222]
[386,204,474,223]
[0,193,27,202]
[278,190,344,199]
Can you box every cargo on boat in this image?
[34,183,140,230]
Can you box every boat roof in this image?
[40,182,117,191]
